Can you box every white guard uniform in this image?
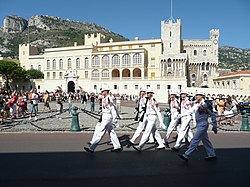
[165,98,180,140]
[89,94,121,151]
[181,99,217,158]
[130,96,154,144]
[137,97,165,149]
[173,98,193,149]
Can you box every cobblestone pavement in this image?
[0,101,248,133]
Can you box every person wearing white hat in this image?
[171,88,193,151]
[132,87,165,152]
[163,89,180,145]
[127,86,155,145]
[178,89,217,161]
[84,84,122,153]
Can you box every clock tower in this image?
[210,29,220,45]
[210,29,220,60]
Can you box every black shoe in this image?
[155,147,165,150]
[171,147,179,151]
[204,156,217,160]
[84,147,94,153]
[111,147,123,152]
[132,145,142,152]
[163,138,169,147]
[178,154,188,161]
[126,139,134,145]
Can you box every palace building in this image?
[18,18,220,101]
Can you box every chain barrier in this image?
[1,106,248,132]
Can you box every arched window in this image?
[122,54,131,66]
[30,65,34,69]
[192,74,196,81]
[101,69,109,78]
[203,74,208,81]
[167,58,172,67]
[84,57,89,69]
[133,53,142,65]
[194,50,197,56]
[112,54,120,66]
[76,58,80,68]
[102,55,109,67]
[52,59,56,69]
[47,60,50,69]
[206,62,210,71]
[202,62,205,71]
[203,50,207,56]
[92,69,99,78]
[38,65,41,71]
[23,65,26,70]
[92,56,100,66]
[67,58,72,69]
[59,59,63,69]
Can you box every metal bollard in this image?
[240,110,250,131]
[71,106,81,131]
[163,108,170,131]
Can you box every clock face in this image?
[213,39,218,44]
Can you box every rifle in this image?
[134,98,140,121]
[139,97,149,122]
[134,109,139,121]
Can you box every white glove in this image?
[112,118,118,124]
[119,115,123,119]
[160,122,166,130]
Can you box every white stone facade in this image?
[18,18,221,102]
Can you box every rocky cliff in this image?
[0,15,128,57]
[3,15,28,33]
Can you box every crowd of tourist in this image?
[0,87,249,125]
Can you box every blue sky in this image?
[0,0,249,49]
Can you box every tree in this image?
[26,69,44,79]
[0,60,27,90]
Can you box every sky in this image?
[0,0,249,49]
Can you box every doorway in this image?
[68,81,75,93]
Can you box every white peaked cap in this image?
[140,85,147,92]
[170,89,178,95]
[100,84,110,92]
[180,88,189,95]
[146,87,154,94]
[195,89,205,96]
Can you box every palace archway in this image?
[68,81,75,93]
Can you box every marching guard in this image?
[163,89,180,145]
[171,89,194,151]
[84,84,122,153]
[127,86,155,145]
[178,89,217,161]
[132,87,165,152]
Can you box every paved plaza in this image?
[0,101,250,187]
[0,100,247,133]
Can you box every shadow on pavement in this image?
[0,147,250,187]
